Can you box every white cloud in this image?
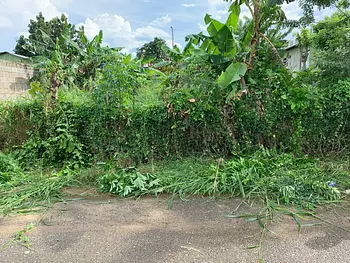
[182,4,197,7]
[150,15,172,27]
[314,6,335,22]
[208,0,227,7]
[135,26,169,39]
[1,0,63,24]
[78,13,170,53]
[78,14,132,39]
[51,0,72,6]
[240,6,252,18]
[166,40,182,49]
[207,0,230,20]
[281,2,302,20]
[78,18,101,39]
[0,0,64,32]
[198,23,207,32]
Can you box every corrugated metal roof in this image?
[0,52,29,59]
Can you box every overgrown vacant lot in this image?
[1,1,350,262]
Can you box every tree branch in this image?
[259,32,284,65]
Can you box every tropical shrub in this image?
[99,167,161,197]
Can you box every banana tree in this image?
[32,41,68,101]
[185,5,249,88]
[185,0,288,90]
[62,30,115,90]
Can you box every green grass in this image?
[1,150,349,216]
[0,168,75,216]
[98,150,350,209]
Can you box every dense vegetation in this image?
[1,1,349,216]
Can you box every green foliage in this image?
[0,169,75,215]
[31,29,115,99]
[0,100,33,151]
[1,5,349,217]
[218,62,247,88]
[97,152,347,209]
[301,78,350,154]
[0,153,20,184]
[3,223,34,250]
[14,13,83,57]
[136,37,169,62]
[99,167,161,197]
[219,151,342,208]
[15,102,87,168]
[312,11,350,80]
[185,2,249,88]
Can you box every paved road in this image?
[1,194,350,263]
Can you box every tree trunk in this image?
[50,67,60,101]
[248,3,262,66]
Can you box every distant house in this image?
[0,52,30,64]
[0,52,33,100]
[284,41,312,72]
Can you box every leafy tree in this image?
[14,12,83,57]
[136,37,169,62]
[185,0,289,89]
[295,28,312,70]
[312,11,350,79]
[32,29,119,98]
[14,36,32,57]
[299,0,349,23]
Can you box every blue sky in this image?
[0,0,335,54]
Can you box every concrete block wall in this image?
[0,60,34,100]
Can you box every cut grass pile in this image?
[0,153,76,215]
[1,150,349,215]
[99,150,350,209]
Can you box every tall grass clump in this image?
[0,166,76,215]
[98,150,348,209]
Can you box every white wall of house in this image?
[284,45,313,72]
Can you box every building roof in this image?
[285,44,299,51]
[0,52,29,59]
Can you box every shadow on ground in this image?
[1,193,350,263]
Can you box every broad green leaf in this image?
[216,25,235,54]
[134,177,146,190]
[210,55,226,65]
[153,61,172,68]
[226,3,240,30]
[98,30,103,44]
[28,81,45,96]
[204,14,212,25]
[243,20,254,47]
[207,42,218,54]
[123,54,132,65]
[200,38,211,52]
[229,2,241,13]
[207,19,225,37]
[146,68,166,78]
[81,33,88,45]
[218,62,247,88]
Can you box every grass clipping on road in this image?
[0,154,75,215]
[100,150,349,209]
[1,150,349,215]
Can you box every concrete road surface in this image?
[1,193,350,263]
